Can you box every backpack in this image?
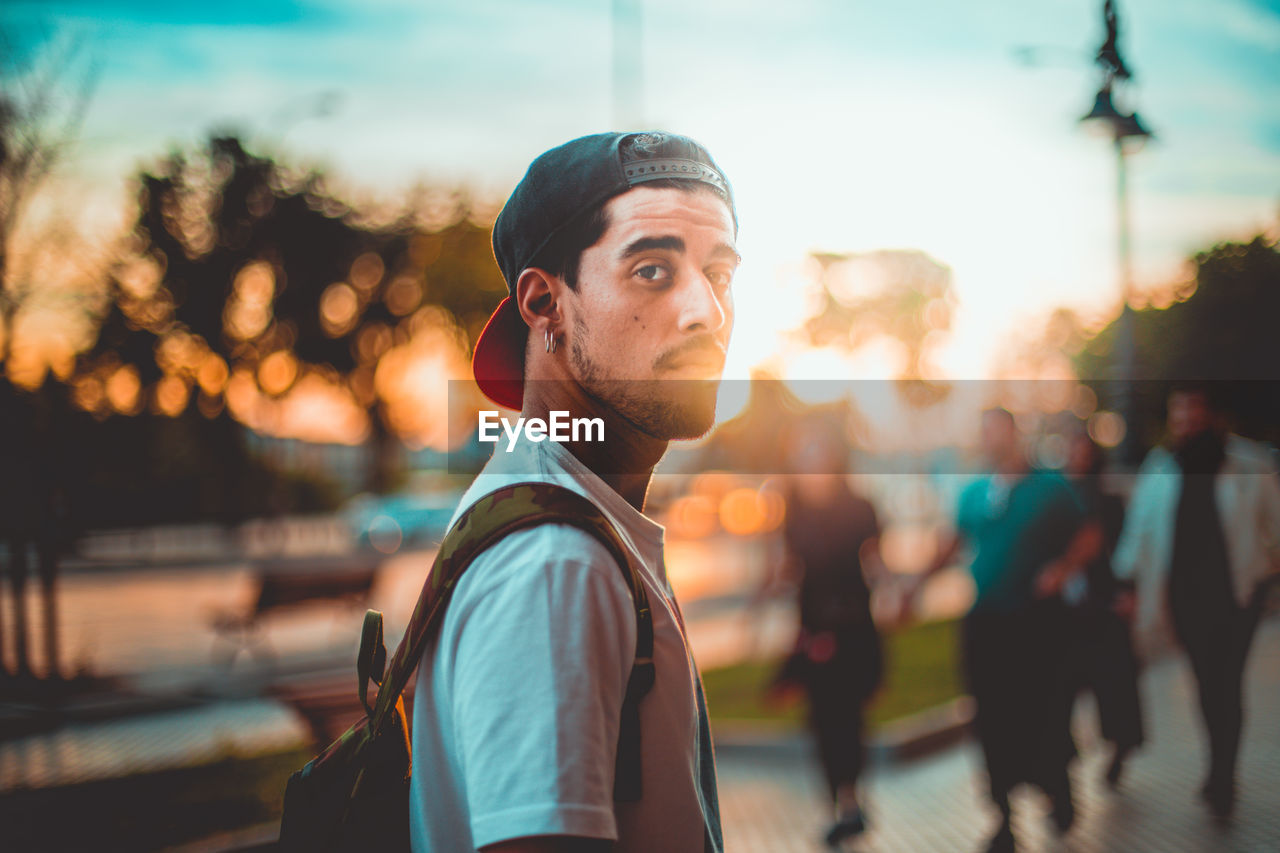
[278,482,655,852]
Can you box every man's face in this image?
[562,185,738,441]
[1167,391,1213,448]
[979,411,1018,467]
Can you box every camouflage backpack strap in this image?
[370,482,655,801]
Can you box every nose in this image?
[676,267,731,337]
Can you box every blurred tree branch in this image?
[0,27,97,365]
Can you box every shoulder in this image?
[1025,470,1083,516]
[958,476,988,509]
[1137,445,1177,475]
[959,475,988,500]
[435,521,638,695]
[449,522,632,609]
[1226,434,1279,475]
[1038,469,1076,495]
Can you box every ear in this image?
[514,267,565,333]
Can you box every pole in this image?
[1114,134,1141,465]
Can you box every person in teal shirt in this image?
[905,408,1097,853]
[956,461,1086,612]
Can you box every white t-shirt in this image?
[409,438,716,852]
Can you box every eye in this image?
[706,268,735,289]
[636,264,671,282]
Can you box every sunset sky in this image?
[4,0,1278,388]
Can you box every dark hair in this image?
[528,201,612,291]
[529,134,732,291]
[1166,380,1227,414]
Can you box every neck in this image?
[522,383,668,513]
[794,473,844,503]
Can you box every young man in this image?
[409,132,739,852]
[1113,386,1280,819]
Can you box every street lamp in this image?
[1079,0,1152,467]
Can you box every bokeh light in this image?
[105,365,143,415]
[1087,410,1127,448]
[320,282,359,337]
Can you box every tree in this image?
[799,249,956,408]
[0,32,92,334]
[73,134,504,521]
[0,28,95,683]
[1075,233,1280,447]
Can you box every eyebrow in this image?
[619,236,741,264]
[711,242,743,264]
[620,236,685,258]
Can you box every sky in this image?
[4,0,1279,385]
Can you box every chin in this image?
[604,378,721,442]
[661,379,720,440]
[651,406,716,441]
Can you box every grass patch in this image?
[0,745,312,852]
[703,618,963,730]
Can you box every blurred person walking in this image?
[763,417,886,848]
[1112,385,1280,820]
[903,408,1096,853]
[1060,431,1144,788]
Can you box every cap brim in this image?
[472,296,526,411]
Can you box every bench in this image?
[211,553,382,665]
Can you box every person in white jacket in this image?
[1112,386,1280,820]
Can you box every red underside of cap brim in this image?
[471,296,526,411]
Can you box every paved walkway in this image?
[3,571,1276,851]
[717,617,1280,852]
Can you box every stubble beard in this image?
[570,316,719,441]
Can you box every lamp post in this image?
[1079,0,1152,467]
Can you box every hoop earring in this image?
[545,328,557,354]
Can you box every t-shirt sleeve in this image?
[442,524,638,849]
